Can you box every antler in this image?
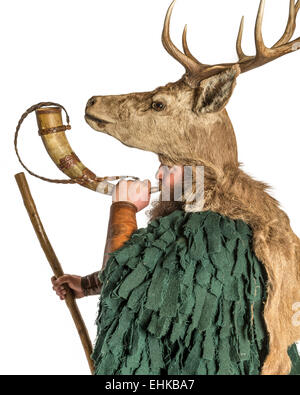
[238,0,300,73]
[162,0,300,87]
[162,0,230,87]
[162,0,200,76]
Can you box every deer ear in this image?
[193,64,240,114]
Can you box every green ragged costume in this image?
[91,210,300,375]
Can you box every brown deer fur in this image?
[85,1,300,375]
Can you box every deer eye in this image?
[151,101,166,111]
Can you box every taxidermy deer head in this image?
[85,0,300,376]
[85,0,300,173]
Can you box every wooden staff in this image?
[15,172,95,374]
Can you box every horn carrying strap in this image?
[14,102,141,186]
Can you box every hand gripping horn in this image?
[14,102,161,195]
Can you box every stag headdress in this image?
[84,1,300,375]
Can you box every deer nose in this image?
[86,97,97,109]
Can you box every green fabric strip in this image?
[92,209,300,375]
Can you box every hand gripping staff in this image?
[13,102,161,373]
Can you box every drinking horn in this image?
[14,102,160,195]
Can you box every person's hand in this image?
[112,179,151,212]
[51,275,84,300]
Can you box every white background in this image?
[1,0,300,374]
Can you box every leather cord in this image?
[14,102,141,186]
